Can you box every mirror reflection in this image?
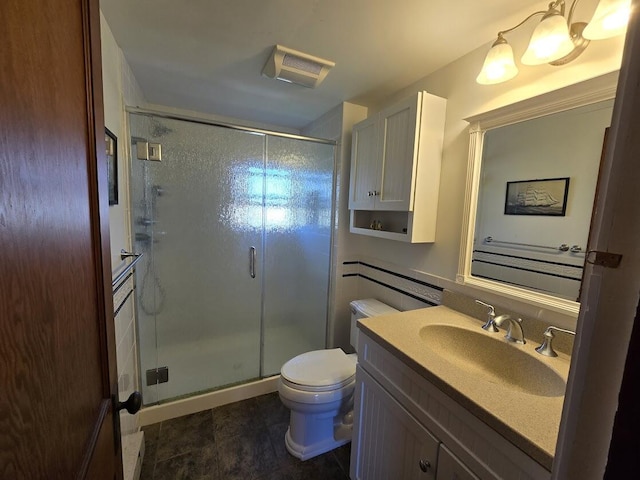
[471,99,614,301]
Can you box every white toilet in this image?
[278,298,399,460]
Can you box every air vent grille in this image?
[282,54,323,75]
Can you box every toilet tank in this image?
[349,299,399,353]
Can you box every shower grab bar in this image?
[112,250,144,288]
[249,247,256,278]
[483,237,582,253]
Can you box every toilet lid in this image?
[281,348,356,388]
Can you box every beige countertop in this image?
[358,305,570,471]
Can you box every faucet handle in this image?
[475,300,495,316]
[535,326,576,357]
[475,300,499,332]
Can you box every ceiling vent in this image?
[262,44,335,88]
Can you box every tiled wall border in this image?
[342,260,444,307]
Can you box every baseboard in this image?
[122,431,144,480]
[138,376,280,426]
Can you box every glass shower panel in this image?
[261,136,335,376]
[129,114,264,403]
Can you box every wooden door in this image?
[0,0,122,478]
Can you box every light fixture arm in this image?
[496,10,548,38]
[495,0,588,39]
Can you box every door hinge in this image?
[586,250,623,268]
[146,366,169,386]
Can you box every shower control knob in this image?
[418,459,431,473]
[116,391,142,415]
[368,191,374,196]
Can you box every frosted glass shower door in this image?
[262,136,335,376]
[130,114,265,403]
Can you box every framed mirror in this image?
[458,73,618,316]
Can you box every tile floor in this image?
[140,392,351,480]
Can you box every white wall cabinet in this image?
[348,91,446,242]
[350,332,551,480]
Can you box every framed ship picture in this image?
[504,177,569,216]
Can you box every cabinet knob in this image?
[419,459,431,473]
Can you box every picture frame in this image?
[504,177,569,216]
[105,128,118,206]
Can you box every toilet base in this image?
[284,420,352,461]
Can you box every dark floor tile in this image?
[217,426,279,480]
[139,457,155,480]
[212,397,261,440]
[153,444,219,480]
[155,410,215,462]
[332,443,351,477]
[255,392,290,426]
[255,452,348,480]
[142,422,161,467]
[267,421,291,464]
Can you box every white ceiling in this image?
[101,0,547,129]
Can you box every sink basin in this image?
[419,324,566,397]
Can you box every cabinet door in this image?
[437,445,480,480]
[351,366,439,480]
[377,92,420,211]
[349,115,378,209]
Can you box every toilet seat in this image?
[280,375,354,393]
[281,348,356,391]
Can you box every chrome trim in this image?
[125,107,337,145]
[494,314,526,344]
[112,251,143,288]
[249,246,256,279]
[535,326,576,357]
[475,300,499,332]
[484,236,582,253]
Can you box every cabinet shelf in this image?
[350,210,412,242]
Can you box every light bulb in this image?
[583,0,631,40]
[476,38,519,85]
[522,12,575,65]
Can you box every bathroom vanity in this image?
[349,306,570,480]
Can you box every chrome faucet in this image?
[535,326,576,357]
[493,314,526,344]
[475,300,499,332]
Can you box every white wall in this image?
[345,18,625,329]
[101,12,146,438]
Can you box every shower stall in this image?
[128,112,335,405]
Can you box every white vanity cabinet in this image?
[352,366,439,479]
[350,331,551,480]
[348,91,446,243]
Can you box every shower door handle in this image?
[249,246,256,278]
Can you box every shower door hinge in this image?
[137,141,162,161]
[146,366,169,386]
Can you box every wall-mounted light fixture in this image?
[476,0,631,85]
